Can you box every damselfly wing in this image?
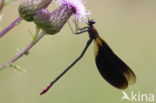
[94,36,136,89]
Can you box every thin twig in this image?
[0,16,22,38]
[0,0,5,13]
[0,31,46,70]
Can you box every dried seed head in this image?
[18,0,52,21]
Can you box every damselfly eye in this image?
[88,20,96,25]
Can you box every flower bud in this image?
[34,9,51,32]
[18,0,52,21]
[34,4,74,34]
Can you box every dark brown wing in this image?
[94,36,136,89]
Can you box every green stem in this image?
[33,26,40,41]
[0,31,46,70]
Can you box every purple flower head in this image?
[34,0,90,34]
[57,0,90,23]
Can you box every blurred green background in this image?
[0,0,156,103]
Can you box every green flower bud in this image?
[18,0,52,21]
[34,9,51,31]
[34,5,74,34]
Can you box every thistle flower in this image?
[56,0,90,22]
[18,0,52,21]
[0,0,90,70]
[34,0,89,34]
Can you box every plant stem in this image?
[0,31,46,70]
[0,16,22,38]
[0,0,5,13]
[33,26,40,41]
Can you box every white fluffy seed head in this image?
[56,0,90,23]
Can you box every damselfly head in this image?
[88,20,96,26]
